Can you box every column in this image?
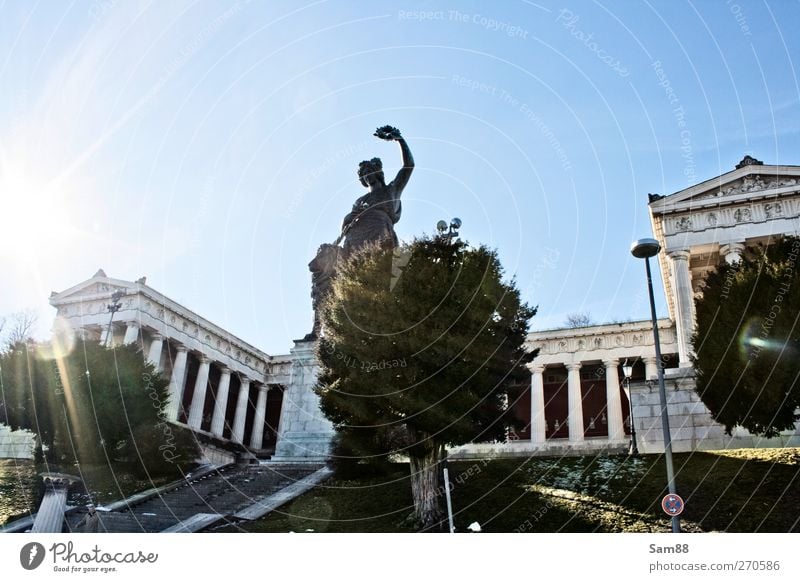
[643,355,658,381]
[166,346,188,421]
[187,356,211,430]
[566,362,584,442]
[529,365,546,444]
[146,333,164,370]
[231,376,250,443]
[122,322,139,345]
[603,359,626,442]
[669,249,695,366]
[249,385,269,449]
[719,241,745,265]
[210,367,232,438]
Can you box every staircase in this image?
[63,463,325,533]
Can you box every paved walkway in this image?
[64,463,328,533]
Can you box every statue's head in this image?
[358,157,384,188]
[309,243,339,275]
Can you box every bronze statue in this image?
[339,125,414,251]
[306,125,414,339]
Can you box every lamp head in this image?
[631,238,661,259]
[450,217,462,230]
[622,358,633,379]
[436,220,448,233]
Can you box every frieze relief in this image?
[665,199,797,235]
[532,329,671,355]
[696,175,798,200]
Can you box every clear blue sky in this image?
[1,1,799,353]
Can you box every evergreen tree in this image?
[0,339,198,477]
[316,236,536,529]
[692,236,800,437]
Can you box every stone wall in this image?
[630,368,800,453]
[199,443,237,466]
[0,425,34,459]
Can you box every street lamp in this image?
[621,359,638,455]
[631,237,680,533]
[437,218,462,242]
[105,290,124,347]
[437,217,462,534]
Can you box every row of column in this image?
[528,357,659,443]
[119,324,275,450]
[668,241,744,366]
[165,346,274,449]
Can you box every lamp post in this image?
[621,359,638,455]
[105,290,124,347]
[631,238,680,533]
[437,217,461,533]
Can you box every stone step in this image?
[64,463,328,533]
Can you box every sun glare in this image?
[0,163,75,261]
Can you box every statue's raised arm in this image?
[374,125,414,196]
[336,125,414,252]
[308,125,414,338]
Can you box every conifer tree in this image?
[692,236,800,436]
[0,339,198,477]
[316,235,536,529]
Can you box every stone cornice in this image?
[528,319,672,341]
[648,163,800,211]
[49,274,287,379]
[527,319,678,364]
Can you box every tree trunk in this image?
[408,441,446,530]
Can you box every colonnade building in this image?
[3,155,799,463]
[453,155,800,458]
[46,271,334,465]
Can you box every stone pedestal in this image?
[31,473,80,533]
[271,339,335,463]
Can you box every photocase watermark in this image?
[555,9,629,78]
[451,74,573,172]
[652,60,696,185]
[424,459,489,503]
[49,541,157,574]
[747,238,800,360]
[321,343,407,373]
[286,140,371,220]
[52,360,64,396]
[142,372,181,463]
[188,175,215,252]
[20,542,46,570]
[726,0,752,37]
[88,0,119,22]
[20,541,158,573]
[513,499,557,532]
[517,246,561,303]
[398,9,529,39]
[137,1,249,120]
[720,266,738,299]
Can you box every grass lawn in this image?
[220,448,800,533]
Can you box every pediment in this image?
[649,158,800,213]
[692,174,799,201]
[50,274,136,305]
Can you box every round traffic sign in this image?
[661,493,685,516]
